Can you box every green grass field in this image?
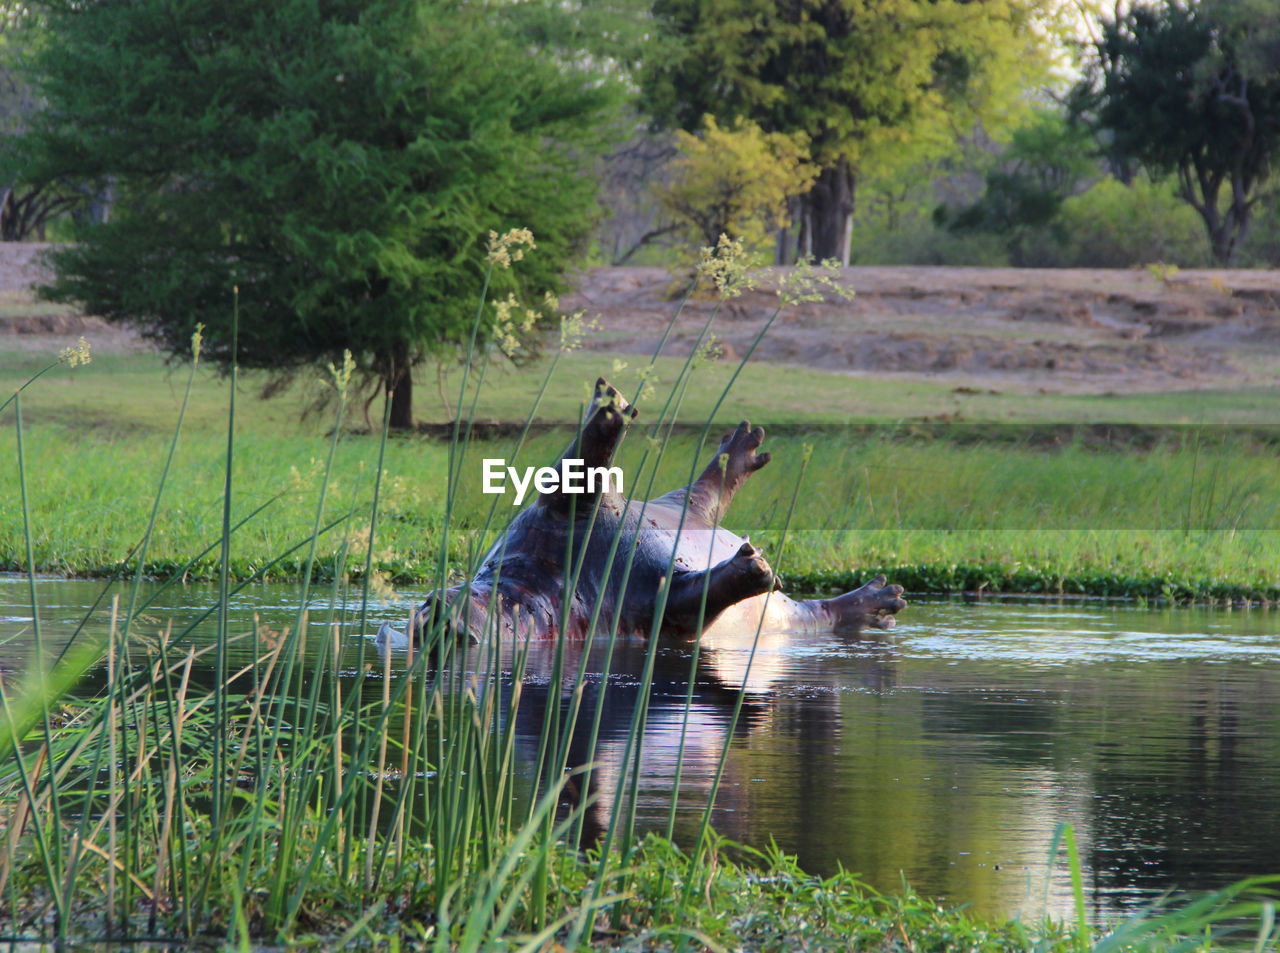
[6,338,1280,434]
[3,342,1279,600]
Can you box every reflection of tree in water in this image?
[907,665,1280,906]
[1086,674,1280,902]
[919,692,1059,764]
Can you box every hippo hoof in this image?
[826,574,908,632]
[594,376,638,419]
[732,541,775,592]
[718,421,771,476]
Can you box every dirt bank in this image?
[4,244,1280,394]
[563,265,1280,395]
[0,244,135,353]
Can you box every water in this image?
[4,574,1280,924]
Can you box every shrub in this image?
[849,219,1009,267]
[1236,198,1280,267]
[657,115,816,264]
[1056,176,1210,268]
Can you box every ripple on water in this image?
[899,626,1280,665]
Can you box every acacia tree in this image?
[639,0,1053,264]
[15,0,614,427]
[1084,0,1280,265]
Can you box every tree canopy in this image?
[14,0,616,427]
[1082,0,1280,264]
[638,0,1055,264]
[937,109,1095,263]
[656,115,815,262]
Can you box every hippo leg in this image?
[540,376,637,517]
[657,420,771,524]
[573,376,637,470]
[814,575,907,632]
[661,541,775,636]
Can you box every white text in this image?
[482,458,624,505]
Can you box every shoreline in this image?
[7,563,1277,607]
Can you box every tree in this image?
[639,0,1054,265]
[1083,0,1280,265]
[938,109,1096,263]
[14,0,615,428]
[656,115,816,260]
[0,5,90,240]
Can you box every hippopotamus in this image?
[405,377,906,643]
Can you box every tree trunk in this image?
[1199,194,1248,266]
[1180,161,1251,266]
[1213,187,1252,267]
[389,372,413,430]
[382,343,414,430]
[87,177,115,225]
[805,158,857,265]
[775,196,805,265]
[0,188,14,242]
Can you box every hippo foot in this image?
[823,575,907,632]
[662,540,775,635]
[728,540,774,594]
[679,421,773,523]
[592,376,636,420]
[714,421,771,491]
[580,377,637,465]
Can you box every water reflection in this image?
[3,575,1280,924]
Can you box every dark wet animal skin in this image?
[411,378,906,642]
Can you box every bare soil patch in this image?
[4,242,1279,395]
[564,266,1280,395]
[0,243,142,354]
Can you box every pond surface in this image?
[4,574,1280,925]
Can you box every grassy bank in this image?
[7,316,1280,602]
[7,336,1280,432]
[3,417,1279,601]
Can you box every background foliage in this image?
[638,0,1059,264]
[655,115,815,265]
[1083,0,1280,265]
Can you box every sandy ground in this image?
[563,266,1280,395]
[4,243,1280,395]
[0,243,142,354]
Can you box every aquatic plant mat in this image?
[3,246,1279,948]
